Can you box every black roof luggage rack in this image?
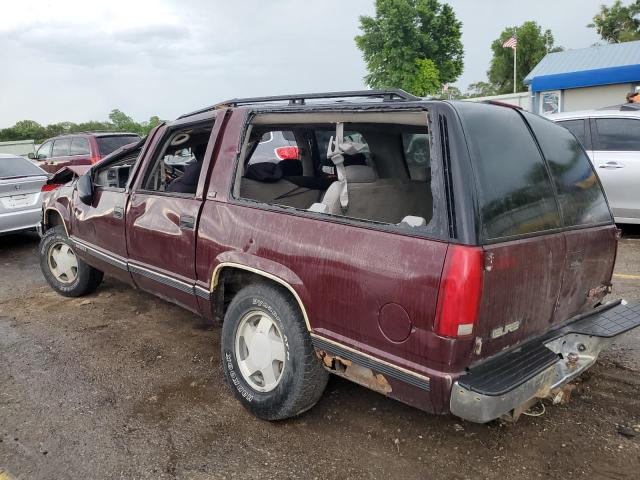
[178,89,421,119]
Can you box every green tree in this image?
[108,109,143,134]
[407,59,441,96]
[0,110,162,143]
[488,21,562,94]
[12,120,46,140]
[466,81,499,98]
[355,0,464,94]
[588,0,640,43]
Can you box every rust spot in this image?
[316,350,391,394]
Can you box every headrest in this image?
[345,165,377,183]
[245,162,283,183]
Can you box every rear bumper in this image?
[0,207,42,234]
[450,300,640,423]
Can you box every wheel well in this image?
[45,209,65,231]
[214,267,306,327]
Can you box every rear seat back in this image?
[321,166,432,224]
[240,178,321,209]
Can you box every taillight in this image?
[90,155,101,164]
[274,146,299,160]
[434,245,484,338]
[41,184,62,192]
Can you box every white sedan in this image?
[0,153,48,234]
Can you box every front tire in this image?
[221,283,328,420]
[39,226,103,297]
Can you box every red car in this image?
[38,90,640,423]
[29,132,140,174]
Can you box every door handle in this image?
[113,206,124,219]
[599,161,625,169]
[179,215,195,230]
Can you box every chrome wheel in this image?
[234,310,286,392]
[47,242,78,284]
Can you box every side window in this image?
[70,137,91,156]
[524,113,611,227]
[36,141,53,159]
[457,103,561,240]
[595,118,640,151]
[52,138,71,157]
[140,122,213,195]
[557,119,587,147]
[237,121,438,231]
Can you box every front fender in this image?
[43,185,74,236]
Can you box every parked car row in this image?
[36,90,640,424]
[1,132,140,235]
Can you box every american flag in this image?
[502,36,518,49]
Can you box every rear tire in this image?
[221,283,328,420]
[39,226,103,297]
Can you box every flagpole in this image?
[513,43,517,94]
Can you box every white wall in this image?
[0,140,35,156]
[562,83,633,111]
[468,92,531,111]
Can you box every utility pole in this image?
[513,42,517,94]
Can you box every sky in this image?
[0,0,610,127]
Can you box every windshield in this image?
[0,156,46,179]
[96,135,141,156]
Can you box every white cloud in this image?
[0,0,608,128]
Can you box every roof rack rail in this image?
[481,100,523,110]
[178,89,421,119]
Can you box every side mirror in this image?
[77,173,94,205]
[27,152,35,159]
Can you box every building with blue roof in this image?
[524,40,640,115]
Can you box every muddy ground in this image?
[1,230,639,480]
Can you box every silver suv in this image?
[550,107,640,224]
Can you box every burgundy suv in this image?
[38,90,640,423]
[29,132,140,174]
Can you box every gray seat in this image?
[320,165,433,224]
[240,178,321,209]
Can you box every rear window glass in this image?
[281,130,296,141]
[557,119,587,147]
[524,112,611,227]
[457,103,561,240]
[96,135,140,156]
[595,118,640,151]
[0,157,45,179]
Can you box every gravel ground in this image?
[1,230,639,480]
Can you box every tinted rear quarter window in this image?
[0,157,46,178]
[96,135,140,156]
[524,112,611,227]
[595,118,640,151]
[557,119,587,147]
[457,103,561,240]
